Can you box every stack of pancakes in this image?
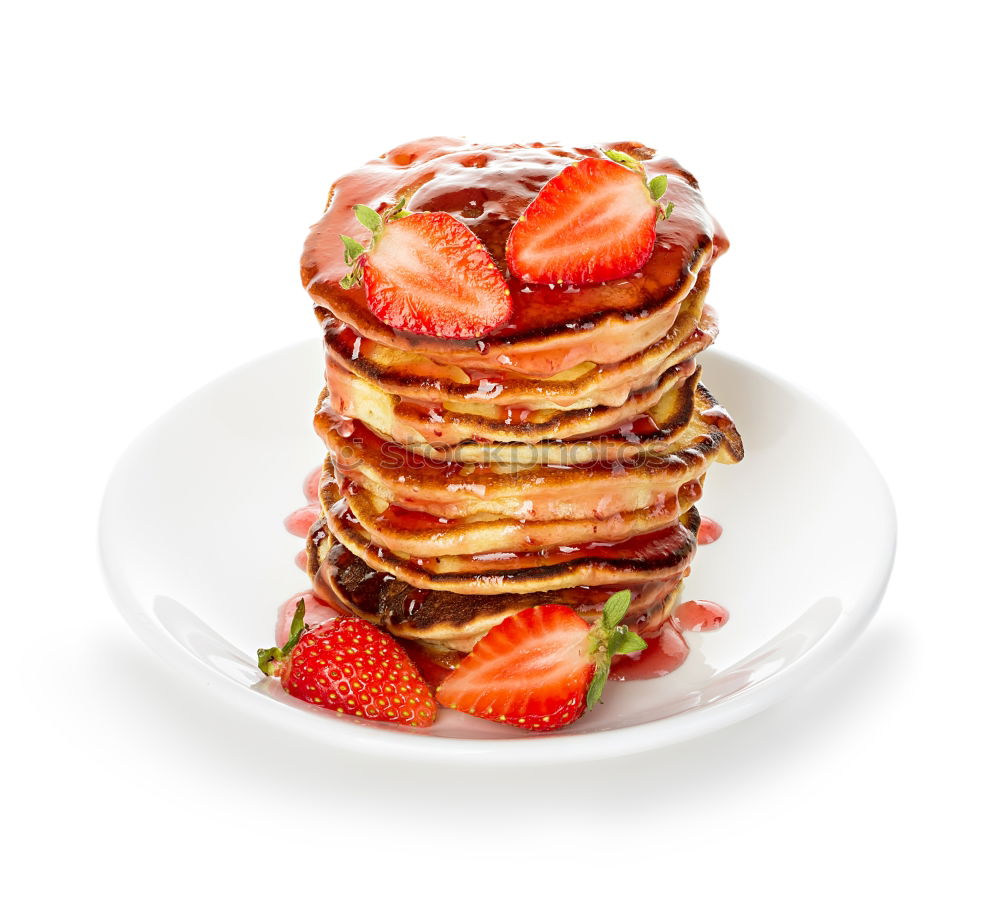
[300,139,743,666]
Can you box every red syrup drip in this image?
[374,503,455,532]
[284,504,321,538]
[697,516,723,545]
[401,642,460,689]
[302,465,323,504]
[610,622,690,681]
[274,590,339,644]
[673,600,729,632]
[610,600,731,680]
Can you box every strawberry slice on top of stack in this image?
[505,149,675,286]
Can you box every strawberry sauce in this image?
[274,590,338,645]
[673,599,729,632]
[610,622,690,680]
[302,465,323,504]
[402,642,461,689]
[611,598,730,680]
[284,504,321,538]
[697,516,723,545]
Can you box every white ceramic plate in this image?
[99,343,895,763]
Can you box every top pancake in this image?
[301,138,727,376]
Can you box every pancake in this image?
[321,272,715,413]
[399,364,705,465]
[322,352,699,447]
[307,522,686,651]
[322,457,706,557]
[301,138,727,377]
[316,381,743,522]
[322,497,700,595]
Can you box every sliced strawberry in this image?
[505,150,674,286]
[340,203,512,339]
[436,592,645,731]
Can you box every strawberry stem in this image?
[585,590,647,711]
[339,198,411,290]
[257,599,308,676]
[602,149,675,223]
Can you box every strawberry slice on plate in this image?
[436,591,645,731]
[339,201,512,339]
[505,149,674,286]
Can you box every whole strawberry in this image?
[258,601,436,727]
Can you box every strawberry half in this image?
[505,150,674,285]
[258,601,436,727]
[339,201,512,339]
[436,591,645,731]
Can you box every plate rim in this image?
[98,344,896,764]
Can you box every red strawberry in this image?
[505,150,674,285]
[436,591,645,731]
[258,601,436,727]
[339,202,512,339]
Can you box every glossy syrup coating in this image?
[301,138,727,371]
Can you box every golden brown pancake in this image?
[316,381,742,522]
[320,272,715,413]
[322,458,707,558]
[306,522,686,651]
[322,497,700,595]
[322,353,700,447]
[398,364,706,465]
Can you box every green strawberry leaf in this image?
[602,589,632,629]
[602,148,643,174]
[257,600,308,676]
[586,665,611,712]
[384,196,410,222]
[340,234,366,264]
[584,590,646,711]
[353,204,382,234]
[616,629,647,654]
[648,174,668,201]
[284,600,307,652]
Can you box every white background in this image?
[4,1,998,911]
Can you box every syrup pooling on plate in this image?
[610,600,730,680]
[610,622,690,681]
